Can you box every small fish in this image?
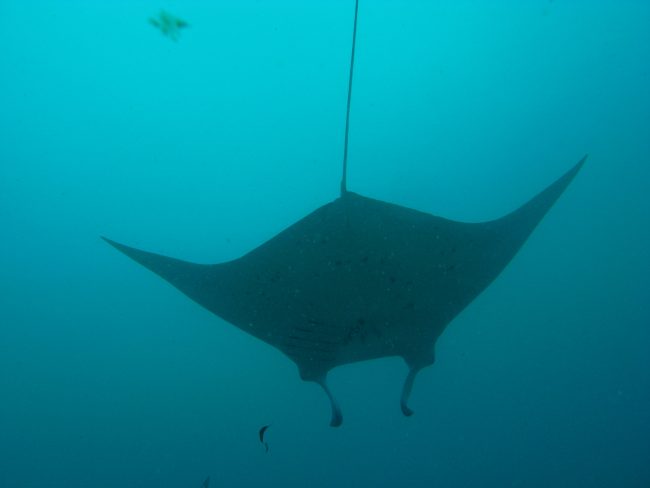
[259,424,271,453]
[201,476,210,488]
[149,10,189,42]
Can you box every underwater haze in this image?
[1,1,649,487]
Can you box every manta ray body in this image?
[103,156,585,426]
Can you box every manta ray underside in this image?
[103,156,585,426]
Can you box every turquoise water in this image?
[1,1,649,486]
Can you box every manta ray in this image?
[102,157,585,426]
[105,1,585,426]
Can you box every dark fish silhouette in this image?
[259,424,270,443]
[259,425,270,453]
[102,155,585,426]
[201,476,210,488]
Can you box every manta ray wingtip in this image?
[100,235,120,247]
[100,236,127,253]
[571,153,588,175]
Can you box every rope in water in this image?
[340,0,359,196]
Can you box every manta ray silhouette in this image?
[103,1,585,426]
[102,157,585,426]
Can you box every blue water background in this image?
[1,1,648,486]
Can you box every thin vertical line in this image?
[341,0,359,196]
